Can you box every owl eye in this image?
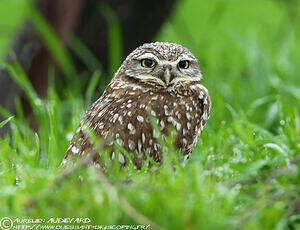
[141,59,156,68]
[178,60,190,69]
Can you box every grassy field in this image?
[0,0,299,229]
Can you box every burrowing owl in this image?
[62,42,211,168]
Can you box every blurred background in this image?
[0,1,299,228]
[0,0,177,124]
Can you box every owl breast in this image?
[64,80,210,168]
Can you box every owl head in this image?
[116,42,202,87]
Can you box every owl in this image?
[62,42,211,169]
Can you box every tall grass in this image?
[0,0,299,229]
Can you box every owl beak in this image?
[164,68,171,85]
[162,64,172,85]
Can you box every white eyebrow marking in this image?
[137,53,159,62]
[178,54,195,62]
[138,53,195,65]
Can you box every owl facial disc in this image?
[121,42,202,88]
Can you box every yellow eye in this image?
[141,59,156,68]
[178,60,190,69]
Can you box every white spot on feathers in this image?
[138,139,142,153]
[203,111,208,121]
[167,116,175,123]
[154,143,159,151]
[149,139,153,146]
[128,139,135,150]
[113,113,119,123]
[186,113,192,121]
[142,133,146,143]
[118,116,123,125]
[98,123,104,129]
[150,110,156,117]
[119,154,125,164]
[71,146,79,154]
[160,120,165,130]
[199,91,204,99]
[187,122,191,130]
[176,123,181,131]
[128,123,134,131]
[137,115,144,123]
[116,138,123,146]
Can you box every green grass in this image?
[0,0,299,229]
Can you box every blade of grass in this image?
[28,7,76,78]
[99,3,122,76]
[70,36,103,72]
[0,116,14,129]
[85,70,101,103]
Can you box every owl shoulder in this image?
[187,82,211,115]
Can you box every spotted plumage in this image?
[62,42,211,168]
